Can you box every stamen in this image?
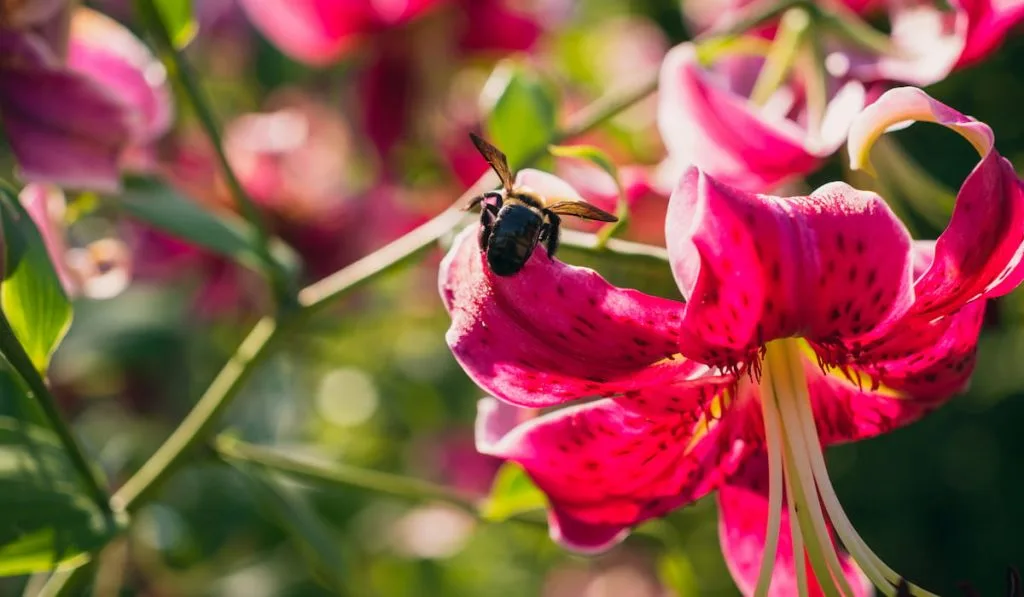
[766,341,855,597]
[754,362,786,597]
[785,342,941,597]
[784,468,810,597]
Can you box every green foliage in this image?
[237,467,349,593]
[0,186,72,373]
[480,463,547,522]
[113,177,299,280]
[484,64,558,172]
[0,418,118,576]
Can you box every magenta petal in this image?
[957,0,1024,67]
[850,87,1024,319]
[548,507,630,555]
[718,453,872,597]
[515,169,584,202]
[657,43,855,193]
[458,0,541,53]
[67,9,172,144]
[20,184,77,295]
[849,0,964,86]
[0,65,132,192]
[237,0,372,64]
[666,168,913,367]
[476,397,729,541]
[441,226,699,408]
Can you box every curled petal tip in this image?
[848,87,994,174]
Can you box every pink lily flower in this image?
[846,0,1024,86]
[683,0,879,35]
[22,184,133,299]
[235,0,445,65]
[0,5,171,191]
[442,87,1024,594]
[657,42,867,193]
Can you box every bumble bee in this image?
[466,133,618,276]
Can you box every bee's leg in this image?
[478,203,500,250]
[542,212,561,259]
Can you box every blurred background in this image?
[2,0,1024,595]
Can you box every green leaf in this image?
[0,186,73,373]
[237,466,348,593]
[112,177,299,279]
[0,417,118,576]
[549,144,629,246]
[481,463,548,522]
[657,550,700,597]
[152,0,196,48]
[484,63,558,172]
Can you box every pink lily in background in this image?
[0,3,171,191]
[846,0,1024,85]
[132,93,435,315]
[442,88,1024,595]
[22,184,133,299]
[235,0,444,65]
[236,0,545,161]
[657,41,866,193]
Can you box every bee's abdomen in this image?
[486,205,543,276]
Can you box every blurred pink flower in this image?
[236,0,444,65]
[133,94,434,314]
[657,42,866,193]
[0,5,172,191]
[22,184,133,299]
[683,0,879,35]
[238,0,545,160]
[846,0,1024,84]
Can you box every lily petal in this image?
[68,8,172,144]
[849,87,1024,319]
[237,0,372,64]
[441,226,697,407]
[848,0,964,86]
[20,184,77,295]
[718,453,872,597]
[0,60,133,192]
[666,168,913,368]
[476,396,735,547]
[807,299,986,445]
[658,43,863,193]
[957,0,1024,67]
[514,168,584,203]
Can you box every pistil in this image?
[756,339,935,597]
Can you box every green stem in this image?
[39,68,662,596]
[698,0,805,40]
[217,437,479,514]
[0,314,112,516]
[750,8,812,107]
[216,437,549,531]
[133,0,296,310]
[111,317,280,511]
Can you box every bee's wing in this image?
[546,200,619,222]
[469,133,514,192]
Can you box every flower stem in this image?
[111,317,281,510]
[132,0,297,311]
[38,68,662,597]
[0,314,113,517]
[749,8,812,107]
[215,436,481,515]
